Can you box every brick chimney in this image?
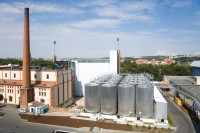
[20,8,34,109]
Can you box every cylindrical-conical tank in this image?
[84,83,100,113]
[100,83,117,115]
[118,84,135,116]
[136,84,154,118]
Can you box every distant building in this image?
[190,61,200,76]
[160,59,175,65]
[135,58,175,65]
[71,50,120,96]
[135,59,148,64]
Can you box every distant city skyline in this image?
[1,0,200,58]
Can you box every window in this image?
[46,74,49,79]
[39,92,41,96]
[0,94,3,101]
[17,90,19,94]
[14,73,16,78]
[5,73,7,78]
[34,74,36,79]
[44,92,46,97]
[12,90,13,93]
[0,89,4,93]
[9,96,12,102]
[7,89,9,93]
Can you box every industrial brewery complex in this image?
[1,7,200,133]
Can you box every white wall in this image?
[73,50,118,96]
[77,62,110,96]
[109,50,118,74]
[10,71,21,80]
[195,76,200,85]
[41,72,57,82]
[0,85,5,103]
[34,87,51,106]
[3,71,10,80]
[0,70,57,83]
[31,71,41,81]
[154,86,167,120]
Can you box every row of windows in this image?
[4,73,50,79]
[7,86,14,88]
[4,73,16,78]
[39,88,46,91]
[39,92,46,97]
[7,89,14,93]
[4,95,45,104]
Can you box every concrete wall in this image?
[53,86,58,107]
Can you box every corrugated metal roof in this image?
[190,61,200,68]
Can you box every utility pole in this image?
[53,41,56,62]
[117,37,120,74]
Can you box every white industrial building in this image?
[71,50,119,96]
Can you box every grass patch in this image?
[167,114,175,127]
[0,112,4,116]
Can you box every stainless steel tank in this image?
[118,84,135,116]
[84,83,100,113]
[100,83,117,115]
[136,83,154,118]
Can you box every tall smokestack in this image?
[22,7,31,88]
[20,8,34,109]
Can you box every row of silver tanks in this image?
[84,74,154,118]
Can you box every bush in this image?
[136,124,138,128]
[148,125,151,129]
[143,125,146,129]
[32,114,40,119]
[154,126,157,129]
[0,112,4,116]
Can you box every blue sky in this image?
[1,0,200,58]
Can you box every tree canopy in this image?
[120,61,192,81]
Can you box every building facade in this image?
[0,69,74,107]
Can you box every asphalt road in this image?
[0,104,78,133]
[166,97,196,133]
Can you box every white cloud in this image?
[156,50,175,56]
[76,0,115,8]
[171,1,192,8]
[0,2,84,15]
[0,3,21,14]
[160,0,192,8]
[92,1,155,22]
[67,19,121,28]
